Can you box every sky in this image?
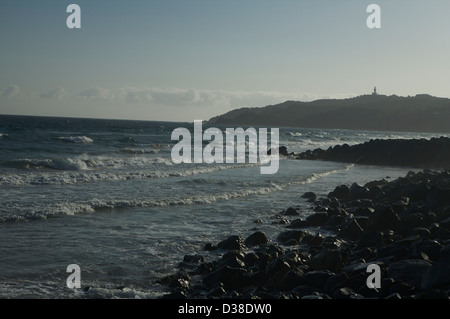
[1,0,450,122]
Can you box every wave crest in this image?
[58,136,94,144]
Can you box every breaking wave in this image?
[57,136,94,144]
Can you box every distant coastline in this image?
[208,94,450,134]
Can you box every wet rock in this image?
[387,280,416,297]
[384,293,402,299]
[331,287,364,299]
[284,207,300,216]
[265,255,292,274]
[278,268,305,291]
[349,183,370,200]
[410,240,444,261]
[183,254,204,264]
[339,219,364,241]
[329,185,350,201]
[436,206,450,223]
[277,230,306,245]
[301,192,317,202]
[377,245,409,260]
[292,285,319,298]
[217,235,245,250]
[325,215,346,227]
[373,205,400,231]
[243,252,259,268]
[421,252,450,290]
[203,265,249,290]
[301,232,324,246]
[409,227,431,239]
[353,206,375,218]
[415,289,449,299]
[162,289,188,299]
[221,251,246,268]
[299,270,335,290]
[388,259,431,288]
[286,218,308,229]
[306,212,329,226]
[268,146,288,156]
[308,249,345,272]
[245,231,269,247]
[324,272,350,294]
[356,231,384,249]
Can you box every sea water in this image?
[0,115,447,298]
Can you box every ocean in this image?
[0,114,447,299]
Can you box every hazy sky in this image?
[1,0,450,121]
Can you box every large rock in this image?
[217,235,245,250]
[349,183,370,200]
[329,185,350,201]
[372,205,400,231]
[301,192,317,202]
[421,252,450,290]
[203,265,249,290]
[338,218,364,241]
[388,259,431,288]
[245,231,269,247]
[278,268,305,291]
[308,249,345,272]
[306,212,329,226]
[298,270,335,290]
[277,230,306,245]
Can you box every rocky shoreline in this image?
[294,137,450,170]
[159,169,450,299]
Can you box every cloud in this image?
[40,87,66,100]
[35,86,355,109]
[1,85,20,99]
[77,87,112,100]
[114,87,353,108]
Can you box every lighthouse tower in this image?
[372,87,378,96]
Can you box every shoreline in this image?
[160,168,450,299]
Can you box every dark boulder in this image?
[415,289,449,299]
[338,218,364,241]
[286,218,308,229]
[349,183,370,200]
[183,254,204,264]
[388,259,431,288]
[298,270,335,290]
[301,192,317,202]
[373,205,400,231]
[421,252,450,290]
[331,287,364,299]
[284,207,299,216]
[203,265,249,290]
[306,212,329,226]
[268,146,288,156]
[245,231,269,247]
[277,230,306,245]
[278,268,305,291]
[308,249,345,272]
[217,235,245,251]
[329,185,350,201]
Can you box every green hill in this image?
[207,94,450,133]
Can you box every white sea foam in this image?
[58,136,94,144]
[0,160,258,186]
[0,164,351,223]
[0,184,282,222]
[289,132,303,137]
